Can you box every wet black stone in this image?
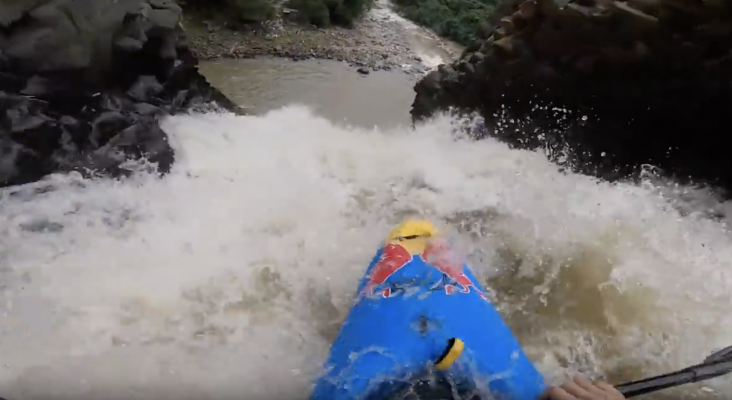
[0,0,240,189]
[410,0,732,195]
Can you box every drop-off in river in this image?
[1,3,732,400]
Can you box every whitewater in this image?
[1,106,732,399]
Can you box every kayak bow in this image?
[309,220,546,400]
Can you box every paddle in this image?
[615,345,732,397]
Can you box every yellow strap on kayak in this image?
[435,338,464,371]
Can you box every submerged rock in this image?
[0,0,239,188]
[411,0,732,191]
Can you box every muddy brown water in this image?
[200,57,422,129]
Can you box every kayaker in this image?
[540,376,626,400]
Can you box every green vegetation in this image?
[391,0,500,46]
[285,0,374,28]
[183,0,277,26]
[181,0,373,29]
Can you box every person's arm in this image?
[539,376,626,400]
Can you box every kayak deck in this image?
[310,220,546,400]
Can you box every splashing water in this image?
[1,106,731,399]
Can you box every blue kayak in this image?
[309,220,547,400]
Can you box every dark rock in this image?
[134,102,163,115]
[380,63,392,71]
[127,75,164,102]
[90,111,131,148]
[20,75,54,97]
[357,67,370,75]
[0,0,239,188]
[410,0,732,193]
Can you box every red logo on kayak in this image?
[363,239,488,301]
[364,243,413,298]
[422,239,488,301]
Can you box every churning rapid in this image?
[1,106,732,399]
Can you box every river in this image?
[199,57,421,129]
[1,4,732,400]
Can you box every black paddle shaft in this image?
[615,346,732,398]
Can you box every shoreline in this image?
[183,0,457,76]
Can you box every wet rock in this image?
[127,75,164,102]
[357,67,370,74]
[0,0,239,188]
[408,64,428,75]
[411,0,732,192]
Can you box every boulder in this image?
[411,0,732,190]
[0,0,239,188]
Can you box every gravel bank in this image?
[184,0,452,75]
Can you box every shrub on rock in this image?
[180,0,373,29]
[286,0,375,27]
[181,0,277,26]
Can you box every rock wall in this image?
[411,0,732,190]
[0,0,239,188]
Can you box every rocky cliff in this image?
[411,0,732,190]
[0,0,238,188]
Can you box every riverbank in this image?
[184,0,460,75]
[389,0,501,46]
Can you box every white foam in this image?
[1,106,731,398]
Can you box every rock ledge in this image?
[1,0,239,188]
